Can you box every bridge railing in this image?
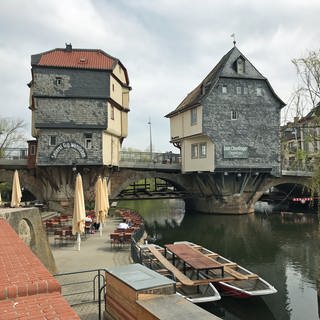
[0,148,28,160]
[120,151,181,164]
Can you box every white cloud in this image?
[0,0,320,151]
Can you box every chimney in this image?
[65,43,72,52]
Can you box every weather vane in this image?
[231,33,236,46]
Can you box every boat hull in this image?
[173,241,277,299]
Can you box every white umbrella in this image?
[11,170,22,208]
[94,176,108,236]
[102,177,110,235]
[72,173,86,250]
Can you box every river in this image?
[118,198,320,320]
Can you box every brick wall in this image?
[0,219,80,319]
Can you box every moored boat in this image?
[174,241,277,298]
[139,244,221,303]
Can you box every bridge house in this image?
[166,45,285,176]
[28,43,130,168]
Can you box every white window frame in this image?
[199,143,207,158]
[256,87,262,96]
[222,85,227,94]
[243,87,248,95]
[85,133,92,149]
[191,108,197,126]
[231,111,238,120]
[55,77,62,85]
[236,87,242,95]
[191,143,199,159]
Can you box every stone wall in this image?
[0,207,57,274]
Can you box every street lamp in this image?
[148,117,153,161]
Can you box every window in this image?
[222,85,227,94]
[236,87,242,95]
[110,105,115,120]
[256,88,262,96]
[55,77,62,85]
[231,111,238,120]
[237,58,245,74]
[199,143,207,158]
[191,108,197,125]
[191,144,198,159]
[243,87,248,95]
[112,83,115,92]
[30,145,36,155]
[49,136,56,146]
[85,133,92,149]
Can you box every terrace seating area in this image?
[43,212,100,246]
[110,209,143,248]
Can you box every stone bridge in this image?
[0,154,313,214]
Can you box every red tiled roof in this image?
[37,49,116,70]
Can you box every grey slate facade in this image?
[167,46,285,176]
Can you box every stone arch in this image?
[249,175,312,208]
[0,168,42,201]
[110,169,191,198]
[18,218,36,251]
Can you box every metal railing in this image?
[54,269,106,320]
[0,148,28,159]
[120,151,181,164]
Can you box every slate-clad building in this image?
[166,45,285,176]
[29,44,130,167]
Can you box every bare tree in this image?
[292,50,320,111]
[0,118,26,157]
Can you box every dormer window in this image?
[236,58,245,74]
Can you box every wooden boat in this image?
[139,244,221,304]
[173,241,277,298]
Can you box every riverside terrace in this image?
[0,206,222,318]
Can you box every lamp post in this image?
[148,118,153,162]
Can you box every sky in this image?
[0,0,319,153]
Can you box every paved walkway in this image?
[50,216,132,274]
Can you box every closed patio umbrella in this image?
[11,170,22,208]
[94,176,108,236]
[72,173,86,251]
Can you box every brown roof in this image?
[37,48,116,70]
[166,46,285,118]
[165,47,234,117]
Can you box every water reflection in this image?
[118,199,320,320]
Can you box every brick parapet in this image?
[0,219,80,319]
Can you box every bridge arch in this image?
[0,169,41,202]
[110,169,191,199]
[250,175,312,208]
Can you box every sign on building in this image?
[223,146,248,159]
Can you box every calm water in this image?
[118,199,320,320]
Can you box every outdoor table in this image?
[165,243,224,278]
